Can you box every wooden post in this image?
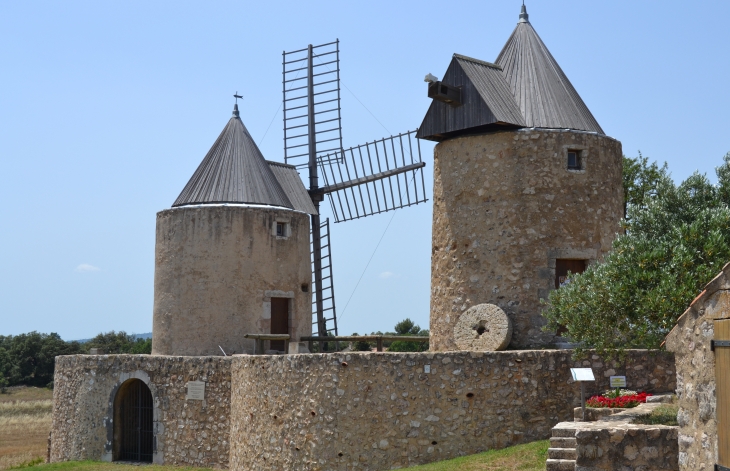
[714,319,730,469]
[581,382,586,421]
[308,339,314,352]
[255,338,264,355]
[376,337,383,352]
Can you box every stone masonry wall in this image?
[229,350,674,471]
[575,426,679,471]
[430,129,623,349]
[666,263,730,471]
[51,355,231,468]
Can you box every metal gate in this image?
[117,379,153,462]
[714,319,730,471]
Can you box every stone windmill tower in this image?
[418,5,623,349]
[152,104,317,356]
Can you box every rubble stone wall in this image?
[575,426,679,471]
[50,355,231,468]
[50,350,673,471]
[229,350,674,471]
[666,264,730,471]
[430,129,623,349]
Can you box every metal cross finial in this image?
[233,92,243,104]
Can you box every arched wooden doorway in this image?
[113,379,153,462]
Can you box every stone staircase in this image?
[546,426,577,471]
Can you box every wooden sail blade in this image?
[318,130,428,223]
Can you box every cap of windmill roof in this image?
[495,4,604,133]
[172,105,294,209]
[519,3,529,23]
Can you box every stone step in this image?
[546,458,576,471]
[551,427,577,438]
[548,447,577,460]
[549,436,577,448]
[646,393,675,403]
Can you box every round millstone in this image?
[453,304,512,351]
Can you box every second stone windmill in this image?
[152,41,427,356]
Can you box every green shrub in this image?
[544,153,730,358]
[350,333,372,351]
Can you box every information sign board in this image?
[570,368,595,382]
[610,376,627,388]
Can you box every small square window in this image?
[567,150,582,170]
[273,220,291,238]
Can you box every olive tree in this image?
[544,153,730,358]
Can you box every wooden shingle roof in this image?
[418,5,604,141]
[173,105,315,214]
[496,6,603,133]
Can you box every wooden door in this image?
[715,319,730,469]
[555,259,586,289]
[270,298,289,351]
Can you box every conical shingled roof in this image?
[495,5,603,133]
[173,105,294,208]
[418,5,604,141]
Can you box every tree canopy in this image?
[83,331,152,355]
[388,318,429,352]
[0,332,83,388]
[544,152,730,357]
[0,330,151,389]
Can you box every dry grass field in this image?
[0,386,53,470]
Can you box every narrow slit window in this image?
[276,222,286,237]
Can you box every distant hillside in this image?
[75,332,152,343]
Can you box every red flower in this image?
[586,392,651,408]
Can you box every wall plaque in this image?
[186,381,205,400]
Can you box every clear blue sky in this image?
[1,1,728,340]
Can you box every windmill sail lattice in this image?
[282,40,428,339]
[283,40,343,171]
[316,131,426,223]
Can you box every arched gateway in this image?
[113,379,153,462]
